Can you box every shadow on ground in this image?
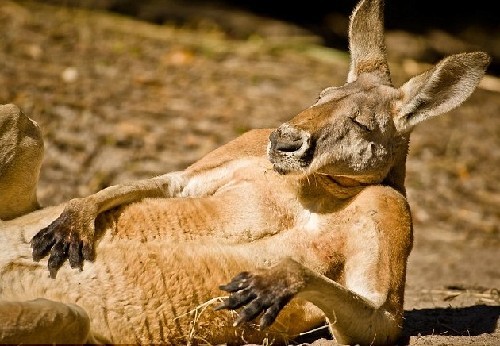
[403,305,500,337]
[292,305,500,345]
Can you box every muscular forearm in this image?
[91,171,186,212]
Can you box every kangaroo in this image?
[0,0,490,344]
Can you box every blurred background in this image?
[41,0,500,75]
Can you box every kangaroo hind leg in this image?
[0,298,92,344]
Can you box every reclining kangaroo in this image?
[0,0,489,344]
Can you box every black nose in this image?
[269,128,307,153]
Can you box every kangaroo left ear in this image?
[347,0,391,85]
[394,52,491,133]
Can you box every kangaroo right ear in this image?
[394,52,490,133]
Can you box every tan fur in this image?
[0,299,91,344]
[0,0,490,344]
[0,104,43,220]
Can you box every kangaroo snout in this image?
[268,125,314,175]
[269,125,311,156]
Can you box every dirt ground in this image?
[1,1,499,345]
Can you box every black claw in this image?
[32,238,55,262]
[215,288,257,311]
[236,298,267,326]
[68,239,83,270]
[31,227,56,261]
[82,241,95,261]
[259,296,292,330]
[49,268,57,279]
[31,214,66,261]
[219,272,252,292]
[259,310,277,330]
[47,240,69,279]
[31,226,52,245]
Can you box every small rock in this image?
[61,67,78,83]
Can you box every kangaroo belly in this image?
[87,239,325,344]
[1,221,324,344]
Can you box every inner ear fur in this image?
[347,0,391,84]
[394,52,491,133]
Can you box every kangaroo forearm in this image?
[29,171,189,273]
[91,172,185,212]
[299,274,401,345]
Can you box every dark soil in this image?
[1,1,499,344]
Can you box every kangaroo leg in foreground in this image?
[0,298,92,344]
[219,258,401,345]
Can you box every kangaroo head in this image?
[268,0,490,192]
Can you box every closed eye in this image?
[350,116,372,132]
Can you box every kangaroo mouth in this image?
[268,149,314,175]
[272,162,295,175]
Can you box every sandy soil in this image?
[1,1,498,344]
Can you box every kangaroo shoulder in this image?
[354,185,412,229]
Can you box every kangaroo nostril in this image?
[275,139,304,153]
[269,126,310,155]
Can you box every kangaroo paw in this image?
[30,198,97,278]
[217,267,298,330]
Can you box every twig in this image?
[173,296,227,346]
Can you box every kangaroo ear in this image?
[394,52,491,133]
[347,0,391,84]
